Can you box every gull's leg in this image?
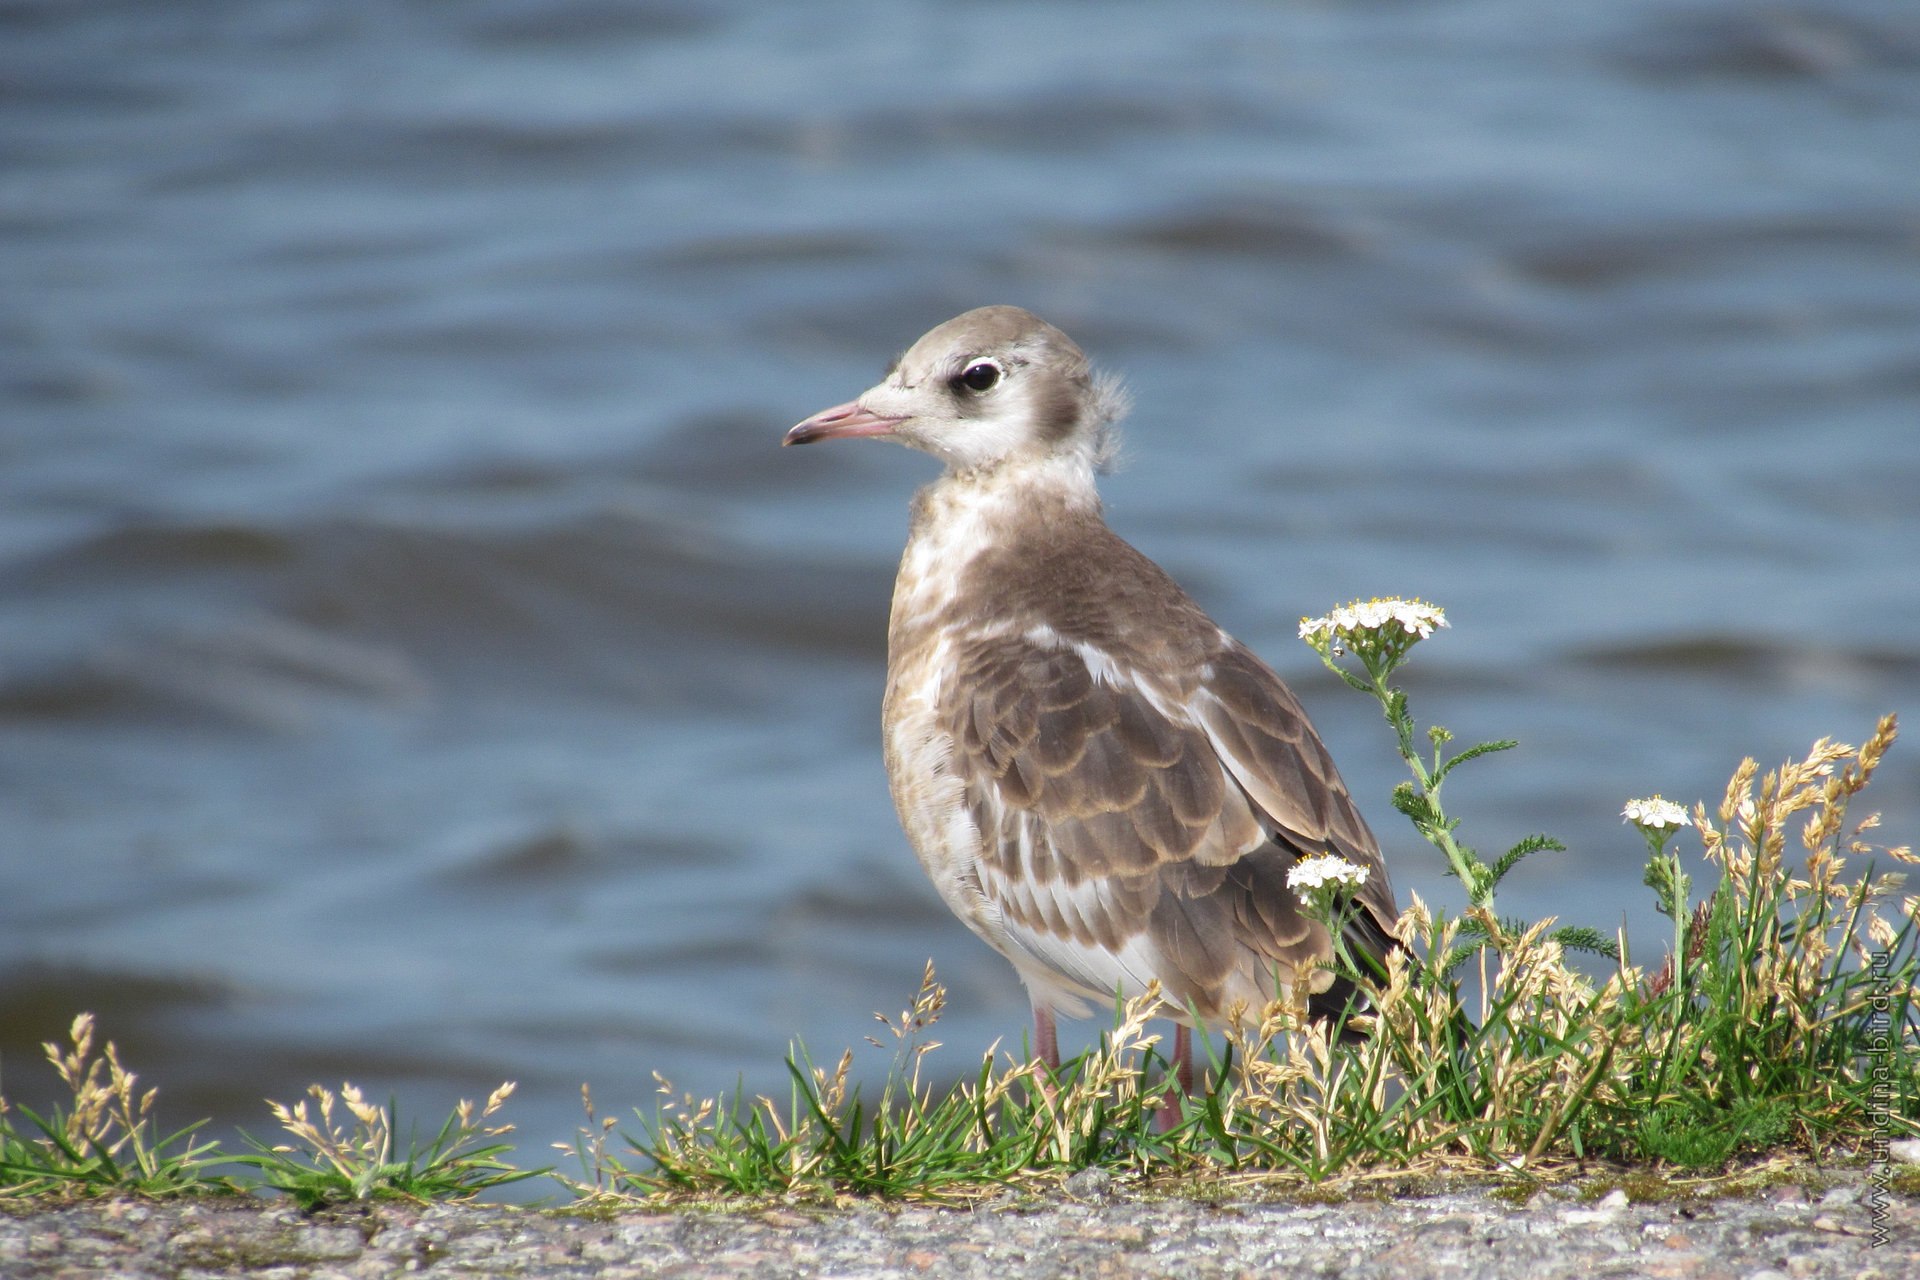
[1033,1003,1061,1069]
[1155,1023,1193,1132]
[1027,1003,1063,1110]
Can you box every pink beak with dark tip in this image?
[782,400,905,447]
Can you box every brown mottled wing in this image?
[948,629,1395,1017]
[1193,642,1399,943]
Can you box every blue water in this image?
[3,0,1916,1177]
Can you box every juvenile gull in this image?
[784,306,1398,1097]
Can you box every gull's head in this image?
[783,305,1127,474]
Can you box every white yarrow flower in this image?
[1299,597,1449,644]
[1287,854,1371,907]
[1621,796,1691,831]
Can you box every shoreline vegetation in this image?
[4,601,1915,1211]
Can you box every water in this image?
[3,0,1916,1175]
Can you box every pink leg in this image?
[1032,1003,1060,1070]
[1155,1023,1193,1132]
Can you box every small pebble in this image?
[1064,1166,1114,1200]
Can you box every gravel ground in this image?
[2,1171,1913,1279]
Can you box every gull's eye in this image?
[953,360,1002,394]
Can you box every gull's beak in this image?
[782,400,905,447]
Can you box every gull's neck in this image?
[891,451,1102,643]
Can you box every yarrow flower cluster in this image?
[1286,854,1371,914]
[1621,796,1691,831]
[1298,598,1449,645]
[1626,796,1695,934]
[1299,598,1448,674]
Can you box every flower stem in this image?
[1360,654,1496,916]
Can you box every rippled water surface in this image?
[3,0,1917,1168]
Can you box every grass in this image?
[3,605,1916,1206]
[0,1019,536,1206]
[0,1014,236,1199]
[560,966,1186,1203]
[232,1080,538,1208]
